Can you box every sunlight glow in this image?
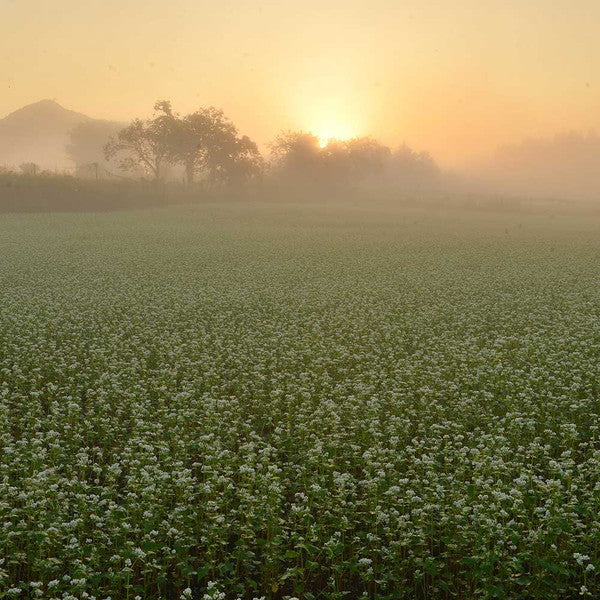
[311,121,358,148]
[294,92,362,150]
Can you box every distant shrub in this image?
[0,170,208,212]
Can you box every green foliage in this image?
[0,202,599,599]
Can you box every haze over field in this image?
[2,4,600,599]
[2,201,600,599]
[1,0,600,202]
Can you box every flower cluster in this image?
[0,203,599,599]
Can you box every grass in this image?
[0,200,599,599]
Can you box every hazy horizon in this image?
[3,4,600,598]
[2,0,600,169]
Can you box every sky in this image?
[1,0,599,167]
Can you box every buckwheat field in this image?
[1,201,599,600]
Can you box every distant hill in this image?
[0,100,94,171]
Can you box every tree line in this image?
[64,101,440,190]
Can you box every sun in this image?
[309,118,360,149]
[315,128,355,148]
[289,74,366,149]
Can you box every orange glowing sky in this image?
[1,0,599,167]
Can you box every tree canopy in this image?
[104,114,171,180]
[102,102,440,192]
[269,131,438,189]
[104,102,263,185]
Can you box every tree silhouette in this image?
[269,131,323,182]
[104,109,172,180]
[269,132,392,185]
[154,102,263,186]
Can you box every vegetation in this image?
[0,103,444,212]
[152,102,263,186]
[0,99,445,209]
[99,102,440,191]
[1,201,599,599]
[0,169,195,213]
[103,102,264,186]
[269,133,438,189]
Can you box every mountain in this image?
[0,100,93,170]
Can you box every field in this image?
[1,200,599,600]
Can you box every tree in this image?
[203,133,264,186]
[154,102,263,186]
[389,144,440,187]
[344,137,391,180]
[104,108,172,180]
[269,132,391,185]
[269,131,323,181]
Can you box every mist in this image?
[2,0,600,197]
[2,4,600,600]
[1,97,598,213]
[466,131,600,202]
